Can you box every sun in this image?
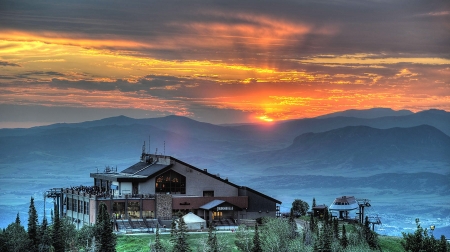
[258,115,274,122]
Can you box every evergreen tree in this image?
[340,224,348,249]
[52,205,64,252]
[61,217,77,251]
[173,215,190,252]
[312,197,316,208]
[28,197,39,252]
[288,208,297,239]
[95,203,116,252]
[39,217,52,252]
[252,224,262,252]
[320,219,332,252]
[323,208,329,223]
[0,228,6,252]
[363,216,378,249]
[309,214,316,232]
[4,213,30,252]
[151,224,164,252]
[438,235,449,252]
[170,217,177,239]
[77,224,95,251]
[332,218,339,239]
[234,225,253,252]
[207,222,218,252]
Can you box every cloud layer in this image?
[0,0,449,125]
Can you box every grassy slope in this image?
[116,232,240,252]
[117,232,404,252]
[378,236,404,252]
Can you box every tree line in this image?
[0,197,116,252]
[1,197,449,251]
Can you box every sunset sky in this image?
[1,0,449,127]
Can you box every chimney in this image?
[203,169,207,173]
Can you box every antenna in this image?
[148,135,151,155]
[142,141,146,154]
[164,141,165,156]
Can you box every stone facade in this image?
[156,193,173,219]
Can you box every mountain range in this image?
[0,108,449,235]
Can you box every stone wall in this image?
[156,194,172,219]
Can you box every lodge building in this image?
[55,150,281,230]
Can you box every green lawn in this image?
[117,230,405,252]
[378,236,404,252]
[116,232,240,252]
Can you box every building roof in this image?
[199,200,225,210]
[313,204,328,210]
[91,153,281,204]
[329,196,358,211]
[121,162,170,177]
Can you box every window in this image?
[113,202,125,216]
[155,170,186,194]
[127,201,140,218]
[68,197,72,211]
[203,191,214,197]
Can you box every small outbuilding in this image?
[182,212,206,230]
[312,204,328,218]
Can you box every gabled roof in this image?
[199,200,225,210]
[170,156,282,204]
[90,154,282,204]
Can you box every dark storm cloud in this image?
[47,75,211,96]
[2,0,448,61]
[0,61,20,67]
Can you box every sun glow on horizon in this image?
[258,115,274,122]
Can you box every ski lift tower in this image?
[45,188,64,218]
[357,198,381,231]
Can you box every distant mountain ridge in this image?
[316,108,413,119]
[234,124,450,175]
[1,107,450,233]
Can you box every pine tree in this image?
[252,224,262,252]
[288,208,297,239]
[332,218,339,239]
[152,224,163,252]
[173,215,190,252]
[364,216,378,249]
[323,208,329,223]
[170,217,177,239]
[321,219,332,252]
[4,213,30,252]
[309,213,316,232]
[28,197,39,252]
[95,203,116,252]
[340,224,348,249]
[438,235,448,252]
[52,205,64,252]
[0,228,6,252]
[312,197,316,208]
[39,217,52,252]
[207,222,218,252]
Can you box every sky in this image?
[0,0,449,127]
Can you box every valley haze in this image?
[0,108,449,238]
